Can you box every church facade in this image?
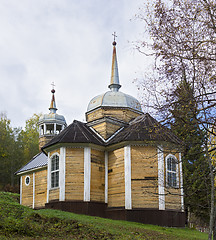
[16,40,185,227]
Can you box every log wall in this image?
[90,149,105,202]
[21,168,47,208]
[87,108,141,124]
[34,169,47,208]
[21,173,33,208]
[49,188,59,201]
[131,146,158,208]
[92,122,122,139]
[65,148,84,201]
[108,148,125,207]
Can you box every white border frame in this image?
[25,175,30,186]
[124,145,132,209]
[49,152,60,190]
[84,147,91,202]
[157,145,165,210]
[165,154,179,188]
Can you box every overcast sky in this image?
[0,0,149,128]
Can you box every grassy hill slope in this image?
[0,191,207,239]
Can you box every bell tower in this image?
[38,86,67,149]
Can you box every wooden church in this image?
[16,39,185,227]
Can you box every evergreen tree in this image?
[170,79,211,224]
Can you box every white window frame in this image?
[50,153,60,189]
[25,176,30,186]
[166,154,179,188]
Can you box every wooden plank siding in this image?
[86,108,141,124]
[90,149,105,202]
[34,169,47,208]
[65,148,84,201]
[49,188,59,201]
[165,188,182,210]
[108,148,125,207]
[92,122,122,140]
[131,146,159,209]
[21,173,33,207]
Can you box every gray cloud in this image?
[0,0,148,128]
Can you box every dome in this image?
[87,90,142,113]
[86,40,142,114]
[38,87,67,127]
[38,113,66,125]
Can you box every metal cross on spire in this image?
[51,82,55,90]
[112,32,117,42]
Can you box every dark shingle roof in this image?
[42,120,104,150]
[15,152,47,174]
[108,113,182,145]
[16,114,181,174]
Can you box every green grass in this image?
[0,191,208,239]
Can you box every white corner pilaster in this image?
[84,147,91,202]
[44,123,46,134]
[20,176,22,205]
[105,151,108,203]
[158,145,165,210]
[33,172,35,209]
[179,152,184,212]
[54,123,57,134]
[59,147,66,201]
[47,152,50,203]
[124,145,132,209]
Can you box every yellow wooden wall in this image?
[34,169,47,208]
[131,146,158,208]
[21,168,47,208]
[39,135,53,150]
[65,148,84,201]
[86,108,141,124]
[108,148,125,207]
[87,108,141,139]
[92,121,122,139]
[49,188,59,201]
[90,149,105,202]
[21,173,33,207]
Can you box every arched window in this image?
[51,154,59,188]
[166,155,178,188]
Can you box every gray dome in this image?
[87,90,142,113]
[38,113,66,125]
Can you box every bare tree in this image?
[135,0,216,238]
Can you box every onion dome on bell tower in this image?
[38,84,67,149]
[86,34,143,140]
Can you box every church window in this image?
[166,155,178,188]
[51,155,59,188]
[25,176,30,186]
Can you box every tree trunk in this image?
[213,205,216,240]
[206,146,215,240]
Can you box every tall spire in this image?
[108,32,121,92]
[49,82,57,113]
